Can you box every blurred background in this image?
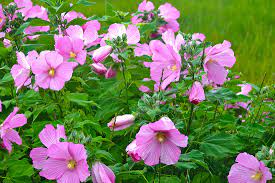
[3,0,275,84]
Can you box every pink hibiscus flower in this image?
[134,117,188,166]
[14,0,33,16]
[203,40,236,85]
[0,4,6,30]
[61,11,86,23]
[131,0,155,24]
[228,152,272,183]
[0,107,27,153]
[147,39,182,90]
[55,36,87,65]
[32,51,76,91]
[91,162,116,183]
[189,81,205,104]
[158,3,180,33]
[11,51,39,91]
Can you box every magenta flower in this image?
[158,3,180,33]
[91,162,115,183]
[192,33,206,43]
[61,11,86,23]
[126,139,141,162]
[0,4,6,30]
[237,84,252,96]
[55,36,87,65]
[134,43,152,57]
[105,67,117,79]
[92,45,113,63]
[135,117,188,166]
[0,107,27,153]
[148,40,182,90]
[32,51,76,91]
[189,81,205,104]
[66,25,99,46]
[91,63,107,75]
[203,40,236,85]
[161,30,185,52]
[39,142,90,183]
[30,124,67,169]
[11,51,38,91]
[228,152,272,183]
[107,114,135,131]
[14,0,33,16]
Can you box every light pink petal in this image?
[47,142,72,160]
[39,124,61,148]
[4,129,22,145]
[235,153,260,170]
[76,160,90,182]
[175,34,185,51]
[126,25,140,45]
[162,30,175,47]
[228,164,256,183]
[49,77,66,91]
[83,25,98,45]
[66,25,84,40]
[35,72,51,89]
[57,170,80,183]
[11,65,30,89]
[2,138,12,152]
[40,158,67,180]
[32,53,51,74]
[108,23,126,40]
[148,117,176,131]
[136,124,156,145]
[160,140,181,165]
[138,0,154,11]
[55,62,74,82]
[16,52,30,69]
[2,107,19,128]
[72,38,84,53]
[167,129,188,147]
[55,36,72,56]
[9,114,27,129]
[30,147,48,169]
[158,3,180,20]
[68,143,87,162]
[150,40,173,62]
[75,50,87,65]
[134,43,152,56]
[83,20,101,31]
[205,60,228,85]
[45,51,64,69]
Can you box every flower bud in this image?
[105,67,117,79]
[189,81,205,104]
[107,114,135,131]
[92,45,112,63]
[91,63,107,75]
[91,162,115,183]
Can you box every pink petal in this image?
[55,62,74,82]
[167,129,188,147]
[40,158,67,180]
[66,25,84,40]
[55,36,73,56]
[83,25,98,45]
[160,140,181,165]
[35,72,51,89]
[228,164,256,183]
[49,77,66,91]
[68,143,87,162]
[205,60,228,85]
[45,51,64,69]
[9,114,27,129]
[30,147,48,169]
[126,25,140,45]
[39,124,64,148]
[107,23,126,40]
[76,160,90,182]
[57,170,80,183]
[235,153,260,170]
[47,142,72,160]
[148,117,176,131]
[4,129,22,145]
[75,50,87,65]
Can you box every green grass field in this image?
[3,0,275,84]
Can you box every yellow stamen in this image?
[48,68,55,77]
[156,132,166,143]
[251,172,262,181]
[171,65,177,71]
[0,18,2,23]
[70,52,76,58]
[67,160,77,170]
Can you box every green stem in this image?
[121,62,130,113]
[187,104,195,135]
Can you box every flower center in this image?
[48,68,55,77]
[251,171,262,181]
[67,160,77,170]
[70,52,76,58]
[171,65,177,71]
[0,18,2,23]
[156,132,166,143]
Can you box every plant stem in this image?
[187,103,195,135]
[121,62,130,113]
[213,102,219,120]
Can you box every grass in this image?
[4,0,275,84]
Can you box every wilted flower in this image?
[91,63,107,75]
[134,117,188,166]
[0,107,27,153]
[126,139,141,162]
[203,40,236,85]
[32,51,76,91]
[189,81,205,104]
[107,114,135,131]
[55,36,87,65]
[91,162,115,183]
[228,152,272,183]
[11,51,38,91]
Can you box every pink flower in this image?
[107,114,135,131]
[158,3,180,33]
[11,51,38,91]
[30,124,67,169]
[66,25,98,46]
[14,0,33,16]
[55,36,87,65]
[32,51,76,91]
[237,84,252,96]
[134,43,152,57]
[61,11,86,23]
[189,81,205,104]
[0,100,2,112]
[203,40,236,85]
[0,107,27,153]
[161,30,185,52]
[228,152,272,183]
[91,63,107,75]
[192,33,206,42]
[135,117,188,166]
[126,139,141,162]
[148,39,182,90]
[91,162,115,183]
[0,5,6,30]
[3,38,12,48]
[131,0,155,24]
[92,45,113,63]
[105,67,117,79]
[39,142,90,183]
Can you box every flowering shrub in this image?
[0,0,274,182]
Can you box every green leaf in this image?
[77,0,96,6]
[66,92,97,107]
[29,18,50,26]
[192,172,221,183]
[14,22,30,36]
[67,18,88,26]
[7,159,34,178]
[56,2,71,14]
[200,133,243,159]
[160,175,181,183]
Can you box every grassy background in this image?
[4,0,275,84]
